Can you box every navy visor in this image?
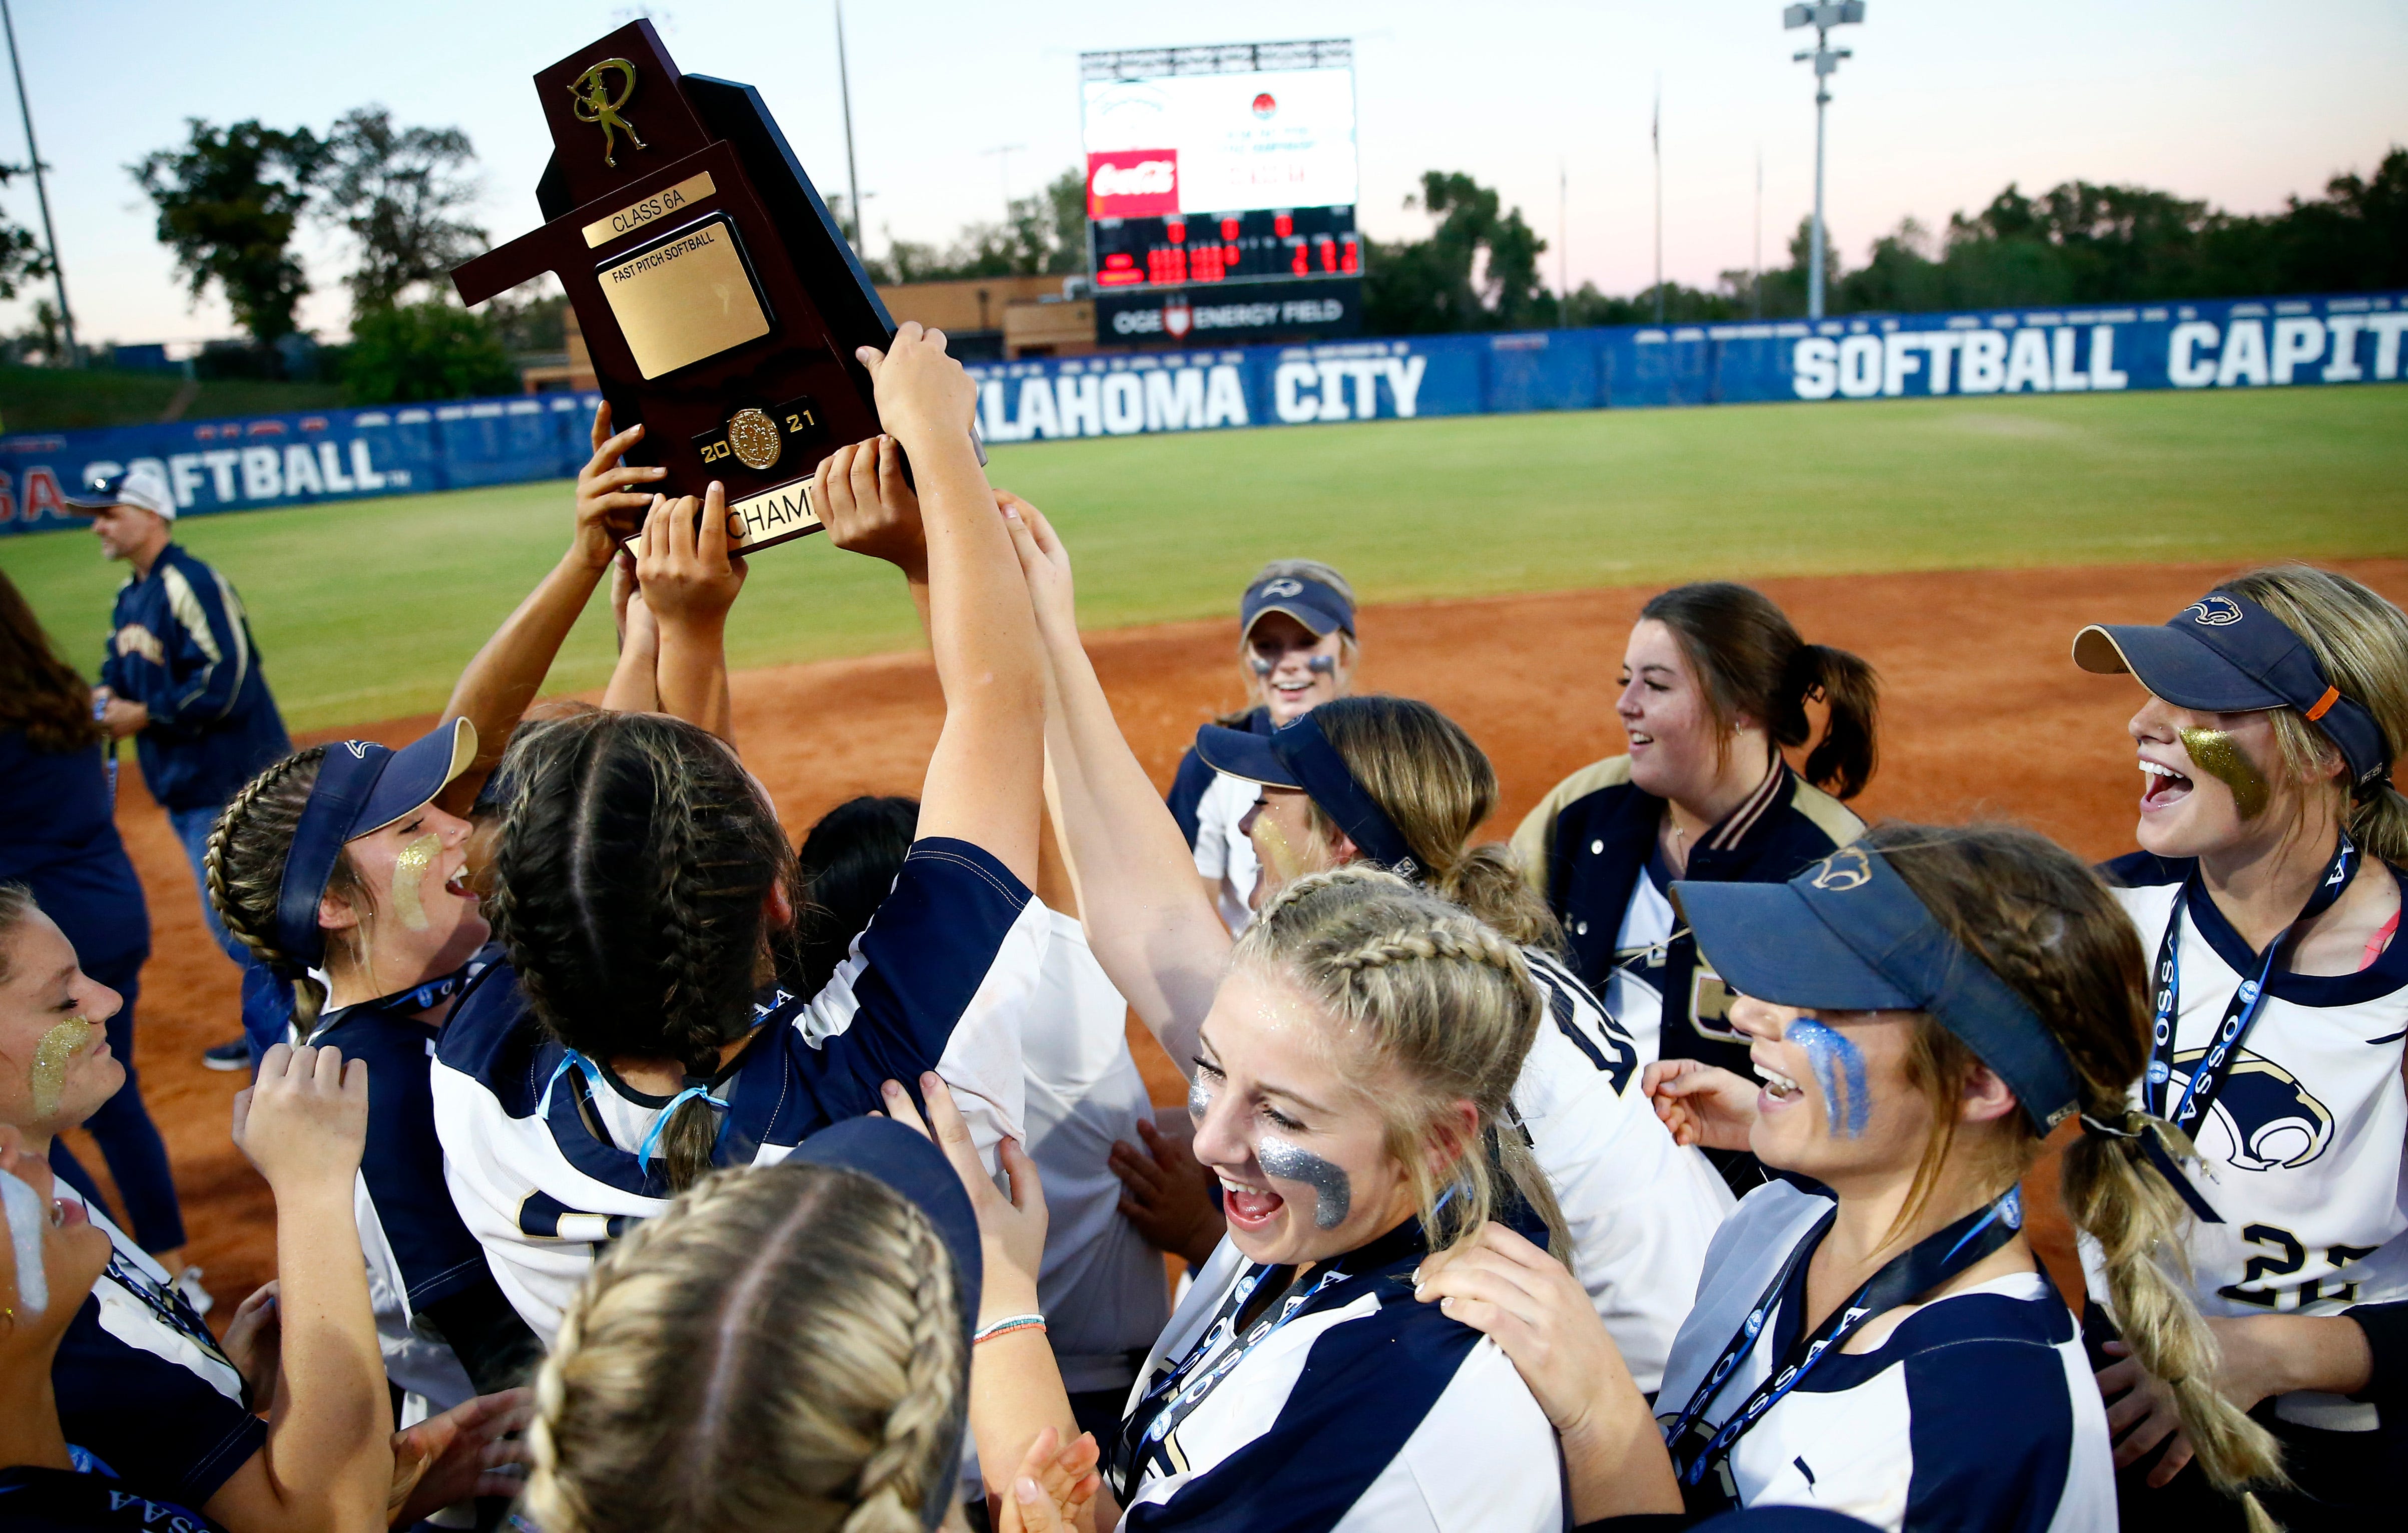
[1194,710,1421,879]
[1241,574,1353,639]
[272,718,477,969]
[1676,845,2081,1132]
[2075,589,2389,794]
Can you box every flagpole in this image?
[1651,76,1663,324]
[835,0,863,251]
[1558,160,1570,328]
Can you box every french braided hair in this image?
[527,1160,967,1533]
[1868,822,2287,1527]
[204,747,374,1031]
[486,710,800,1193]
[1302,695,1564,952]
[1237,866,1571,1265]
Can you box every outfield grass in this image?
[6,386,2403,732]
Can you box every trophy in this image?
[452,21,925,553]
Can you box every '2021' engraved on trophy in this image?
[569,57,647,167]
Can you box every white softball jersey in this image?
[1658,1180,2115,1533]
[1518,946,1734,1394]
[1024,908,1174,1394]
[430,837,1047,1343]
[1112,1224,1561,1533]
[1190,770,1264,936]
[2098,854,2408,1433]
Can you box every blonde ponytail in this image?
[1870,823,2287,1524]
[2064,1113,2286,1525]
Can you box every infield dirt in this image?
[71,556,2408,1317]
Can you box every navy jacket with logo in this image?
[1513,753,1862,1078]
[98,543,291,813]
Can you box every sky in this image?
[8,0,2406,348]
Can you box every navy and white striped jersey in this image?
[299,952,535,1425]
[2097,855,2408,1432]
[1115,1221,1561,1532]
[430,837,1046,1342]
[1657,1181,2112,1533]
[1519,946,1733,1394]
[49,1188,264,1514]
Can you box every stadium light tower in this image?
[1784,1,1864,320]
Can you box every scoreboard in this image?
[1081,41,1363,345]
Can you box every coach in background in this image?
[67,464,293,1071]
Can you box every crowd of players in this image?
[0,322,2401,1533]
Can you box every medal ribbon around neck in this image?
[1107,1262,1352,1498]
[104,1250,239,1381]
[1662,1188,2027,1489]
[2149,834,2356,1155]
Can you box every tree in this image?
[860,166,1092,285]
[133,119,326,347]
[1363,171,1551,334]
[320,108,488,314]
[0,165,50,305]
[341,299,515,404]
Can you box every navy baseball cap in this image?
[2075,589,2390,794]
[1676,844,2080,1132]
[273,718,477,969]
[1194,708,1421,879]
[1241,572,1353,639]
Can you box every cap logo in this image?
[1260,578,1304,598]
[1807,847,1872,892]
[2185,595,2245,628]
[341,741,369,758]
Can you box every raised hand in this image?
[231,1042,367,1196]
[1642,1057,1759,1151]
[814,436,927,578]
[994,491,1078,642]
[575,402,666,570]
[636,486,747,632]
[879,1073,1049,1324]
[855,322,978,453]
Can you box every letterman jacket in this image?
[1513,754,1863,1078]
[98,543,291,812]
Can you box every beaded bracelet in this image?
[975,1312,1047,1345]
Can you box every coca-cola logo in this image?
[1087,149,1180,217]
[1092,159,1173,196]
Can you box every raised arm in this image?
[437,405,663,811]
[208,1044,393,1533]
[856,324,1044,887]
[637,487,746,743]
[1000,496,1231,1074]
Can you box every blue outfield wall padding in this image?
[6,290,2403,535]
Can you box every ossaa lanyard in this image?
[2149,835,2354,1133]
[1109,1262,1349,1493]
[1663,1189,2026,1488]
